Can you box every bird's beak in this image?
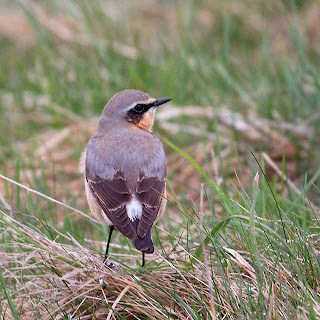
[154,98,172,107]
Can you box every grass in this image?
[0,0,320,319]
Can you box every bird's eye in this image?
[133,104,145,113]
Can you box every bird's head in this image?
[99,89,171,132]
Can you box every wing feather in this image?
[88,172,136,240]
[136,174,166,238]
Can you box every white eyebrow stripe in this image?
[125,98,156,111]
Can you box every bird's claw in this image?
[105,261,114,268]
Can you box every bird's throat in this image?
[130,110,155,132]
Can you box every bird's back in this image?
[85,128,166,191]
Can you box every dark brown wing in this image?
[87,171,136,240]
[135,173,166,238]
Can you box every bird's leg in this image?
[103,225,114,266]
[141,252,145,268]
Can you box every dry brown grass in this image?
[1,203,320,319]
[0,211,229,319]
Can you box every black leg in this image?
[103,225,114,264]
[141,252,145,267]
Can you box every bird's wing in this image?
[87,171,136,240]
[135,173,166,238]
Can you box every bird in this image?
[80,89,171,267]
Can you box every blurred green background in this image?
[1,0,319,196]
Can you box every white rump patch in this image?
[126,196,142,221]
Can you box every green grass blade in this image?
[0,270,19,320]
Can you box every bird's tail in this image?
[133,231,154,254]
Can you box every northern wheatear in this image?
[80,89,170,267]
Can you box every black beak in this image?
[154,98,172,107]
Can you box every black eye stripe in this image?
[133,104,145,113]
[131,102,155,113]
[126,102,155,124]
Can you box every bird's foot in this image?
[137,266,150,275]
[102,260,114,268]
